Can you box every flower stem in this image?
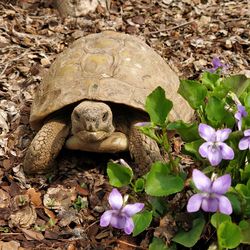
[162,127,179,173]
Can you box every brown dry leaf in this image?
[75,185,89,196]
[0,189,10,209]
[26,188,42,207]
[9,203,37,228]
[58,208,80,227]
[173,137,183,154]
[21,228,44,241]
[67,243,77,250]
[154,213,178,244]
[43,185,77,211]
[44,207,57,220]
[0,240,21,250]
[43,207,58,225]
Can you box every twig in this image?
[116,240,148,250]
[0,63,9,78]
[148,20,195,34]
[0,233,22,235]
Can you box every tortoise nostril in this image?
[102,111,109,122]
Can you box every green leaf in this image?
[137,126,161,144]
[178,79,207,109]
[212,84,231,99]
[244,92,250,108]
[107,162,133,187]
[145,162,184,196]
[133,210,153,236]
[239,220,250,244]
[240,163,250,182]
[205,96,234,128]
[167,121,200,142]
[226,193,242,215]
[183,139,203,160]
[134,178,145,192]
[145,86,173,125]
[235,183,250,198]
[172,217,205,247]
[201,71,220,90]
[149,237,172,250]
[222,74,250,97]
[218,221,242,249]
[210,213,231,229]
[149,196,167,216]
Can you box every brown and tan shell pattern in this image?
[30,31,193,129]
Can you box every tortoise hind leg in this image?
[23,119,69,175]
[129,124,164,175]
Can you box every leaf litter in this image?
[0,0,249,249]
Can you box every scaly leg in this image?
[129,124,164,175]
[23,119,69,174]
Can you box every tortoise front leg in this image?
[23,119,69,175]
[129,124,164,175]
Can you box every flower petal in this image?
[211,57,221,69]
[201,197,218,212]
[216,128,231,142]
[244,129,250,137]
[218,195,233,215]
[236,119,242,131]
[187,194,203,212]
[192,169,211,192]
[100,210,114,227]
[122,203,144,217]
[110,214,126,229]
[124,217,134,235]
[237,105,247,116]
[211,174,231,194]
[219,143,234,160]
[199,142,211,158]
[207,146,222,166]
[109,188,123,210]
[198,124,216,142]
[234,111,241,121]
[239,137,250,150]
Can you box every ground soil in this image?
[0,0,249,249]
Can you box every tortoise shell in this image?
[30,31,193,129]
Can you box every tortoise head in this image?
[71,100,115,142]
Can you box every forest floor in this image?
[0,0,249,249]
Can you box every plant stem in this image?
[162,127,179,173]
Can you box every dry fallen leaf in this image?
[44,207,58,225]
[21,228,44,241]
[9,199,37,228]
[27,188,42,207]
[0,240,21,250]
[43,185,77,211]
[0,189,10,208]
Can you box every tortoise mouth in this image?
[75,130,113,142]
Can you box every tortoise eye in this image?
[102,111,109,122]
[74,111,80,120]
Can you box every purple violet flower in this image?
[100,188,144,234]
[239,129,250,150]
[234,104,248,131]
[198,124,234,166]
[209,57,228,73]
[187,169,232,215]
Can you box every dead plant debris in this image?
[0,0,249,249]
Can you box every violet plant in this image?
[100,188,144,234]
[187,169,232,215]
[101,59,250,249]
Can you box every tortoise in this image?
[23,31,193,175]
